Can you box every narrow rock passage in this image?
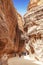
[0,0,43,65]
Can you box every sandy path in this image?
[8,56,41,65]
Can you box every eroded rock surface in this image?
[24,0,43,62]
[0,0,25,61]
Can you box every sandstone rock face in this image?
[0,0,16,56]
[17,12,24,33]
[27,0,43,11]
[24,1,43,62]
[0,0,25,59]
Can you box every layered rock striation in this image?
[0,0,25,59]
[24,0,43,62]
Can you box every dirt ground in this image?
[8,56,42,65]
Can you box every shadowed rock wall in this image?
[0,0,25,58]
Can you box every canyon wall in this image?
[0,0,25,59]
[24,0,43,62]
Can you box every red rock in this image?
[0,0,25,58]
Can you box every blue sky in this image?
[13,0,30,16]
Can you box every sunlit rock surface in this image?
[24,0,43,63]
[27,0,43,11]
